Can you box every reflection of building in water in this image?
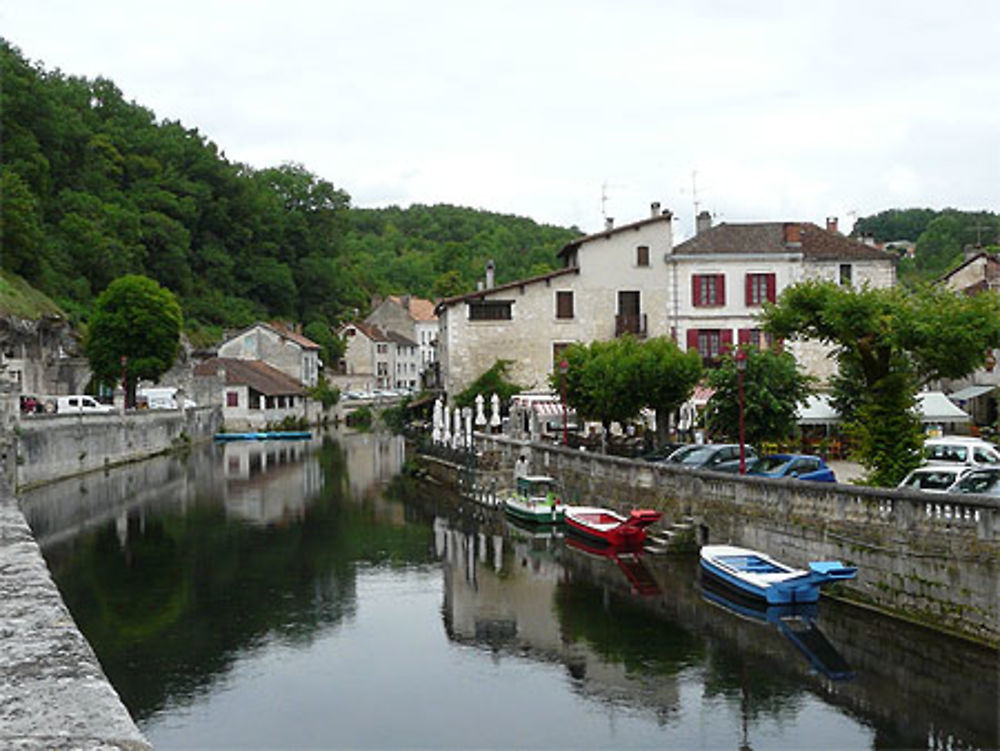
[435,519,680,719]
[340,432,406,501]
[221,440,322,525]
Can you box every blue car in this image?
[747,454,837,483]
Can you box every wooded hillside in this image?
[0,40,577,344]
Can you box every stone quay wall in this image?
[13,406,223,491]
[0,483,152,749]
[425,434,1000,646]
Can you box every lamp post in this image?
[736,348,747,475]
[558,358,569,446]
[120,355,128,409]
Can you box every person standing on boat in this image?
[514,454,529,482]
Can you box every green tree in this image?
[636,336,703,445]
[553,337,647,447]
[762,280,1000,485]
[704,347,813,448]
[85,275,182,405]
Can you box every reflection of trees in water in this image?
[43,436,437,722]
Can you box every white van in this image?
[55,395,115,414]
[138,387,196,410]
[924,436,1000,468]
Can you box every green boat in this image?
[503,475,565,525]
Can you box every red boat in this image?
[564,506,662,549]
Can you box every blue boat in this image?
[699,544,856,605]
[213,431,312,442]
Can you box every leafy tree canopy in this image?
[84,274,182,402]
[704,347,813,448]
[453,360,523,411]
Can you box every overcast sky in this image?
[2,1,998,239]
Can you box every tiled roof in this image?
[389,295,438,322]
[340,321,389,341]
[435,266,581,312]
[673,222,895,261]
[223,322,320,350]
[386,330,419,347]
[193,357,306,395]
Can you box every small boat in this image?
[699,544,857,605]
[503,475,565,525]
[213,430,312,442]
[564,506,662,549]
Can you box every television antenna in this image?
[600,180,624,220]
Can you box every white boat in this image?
[502,475,565,525]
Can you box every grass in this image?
[0,270,64,319]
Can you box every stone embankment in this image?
[0,481,151,749]
[419,433,1000,647]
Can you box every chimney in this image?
[605,217,614,231]
[826,216,838,233]
[485,260,495,289]
[695,210,712,235]
[783,222,802,246]
[650,201,661,217]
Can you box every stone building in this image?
[217,322,321,388]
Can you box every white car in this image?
[897,465,971,493]
[54,395,115,414]
[923,436,1000,468]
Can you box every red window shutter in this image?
[686,328,699,353]
[716,275,726,306]
[720,329,733,353]
[745,275,753,306]
[738,328,751,345]
[692,276,702,307]
[766,274,776,303]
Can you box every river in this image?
[20,430,999,750]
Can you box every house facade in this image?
[435,206,897,397]
[217,322,321,388]
[337,321,390,391]
[672,215,897,382]
[193,357,307,430]
[436,204,675,395]
[365,295,439,384]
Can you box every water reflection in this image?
[19,431,998,750]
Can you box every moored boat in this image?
[699,544,857,605]
[503,475,565,525]
[564,506,662,549]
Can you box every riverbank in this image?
[0,482,151,749]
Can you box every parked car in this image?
[663,443,757,473]
[924,436,1000,468]
[951,468,1000,496]
[897,465,970,493]
[640,442,689,462]
[747,454,837,483]
[137,387,196,410]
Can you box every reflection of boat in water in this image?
[700,544,857,604]
[565,536,661,596]
[214,431,312,442]
[503,475,565,525]
[701,575,854,681]
[564,506,661,549]
[504,516,563,542]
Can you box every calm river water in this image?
[20,431,999,750]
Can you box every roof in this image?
[193,357,306,396]
[340,321,389,341]
[672,222,895,262]
[386,330,418,347]
[917,391,970,423]
[556,213,672,259]
[435,266,581,312]
[389,295,438,322]
[948,385,996,402]
[225,321,320,350]
[796,394,841,425]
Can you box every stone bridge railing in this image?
[467,434,999,646]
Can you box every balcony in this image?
[615,313,647,338]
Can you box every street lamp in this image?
[558,359,569,446]
[735,348,747,475]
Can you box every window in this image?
[840,264,852,286]
[553,342,571,366]
[686,328,732,361]
[468,299,513,321]
[739,328,775,349]
[745,273,776,306]
[226,391,238,407]
[636,245,649,267]
[692,274,725,307]
[556,291,574,319]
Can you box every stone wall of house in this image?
[219,326,317,386]
[427,434,1000,646]
[13,407,222,490]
